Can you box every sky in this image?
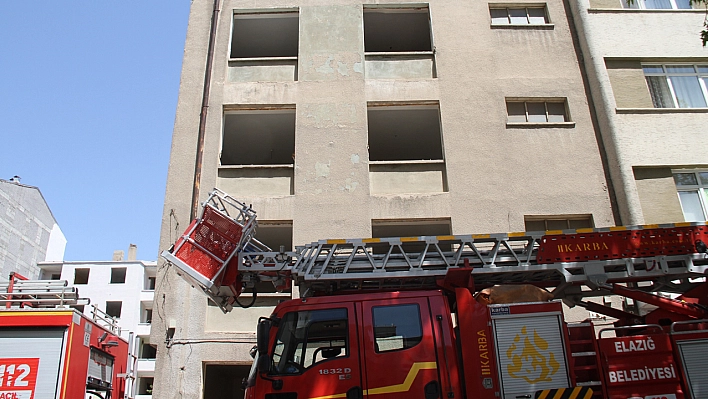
[0,2,192,261]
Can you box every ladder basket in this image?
[163,189,259,296]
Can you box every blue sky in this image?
[0,2,191,261]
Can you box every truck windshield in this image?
[271,308,348,375]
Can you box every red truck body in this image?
[0,308,129,399]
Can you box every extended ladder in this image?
[162,190,708,311]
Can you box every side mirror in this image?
[257,353,272,373]
[257,319,272,355]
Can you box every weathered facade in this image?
[0,178,66,281]
[152,0,619,396]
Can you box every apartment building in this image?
[153,0,616,396]
[569,0,708,225]
[38,247,158,398]
[0,177,66,281]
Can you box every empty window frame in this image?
[673,170,708,221]
[371,218,452,253]
[368,105,443,162]
[74,268,90,284]
[622,0,690,9]
[524,215,594,231]
[105,301,122,318]
[506,99,569,123]
[644,64,708,108]
[230,12,299,59]
[145,276,156,290]
[490,6,548,25]
[221,110,296,166]
[110,267,126,284]
[364,6,432,52]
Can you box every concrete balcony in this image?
[137,359,156,373]
[135,323,151,336]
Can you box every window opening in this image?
[230,13,299,58]
[137,377,154,396]
[74,268,90,285]
[110,267,126,284]
[105,301,122,318]
[524,215,594,231]
[364,7,432,52]
[622,0,690,9]
[673,170,708,221]
[506,100,568,123]
[146,276,156,290]
[372,304,423,352]
[221,110,296,166]
[490,6,548,25]
[368,105,443,161]
[644,64,708,108]
[271,308,348,375]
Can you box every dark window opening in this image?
[105,301,122,318]
[204,364,250,399]
[110,267,127,284]
[138,377,154,395]
[221,110,296,166]
[371,218,452,253]
[146,276,156,290]
[524,215,594,231]
[231,14,299,58]
[364,8,432,52]
[140,342,157,359]
[74,268,90,285]
[368,105,443,162]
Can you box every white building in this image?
[0,177,66,281]
[38,245,157,398]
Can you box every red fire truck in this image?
[0,273,131,399]
[162,189,708,399]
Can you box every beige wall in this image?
[633,167,685,224]
[152,0,616,396]
[605,59,653,108]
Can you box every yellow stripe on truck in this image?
[308,362,438,399]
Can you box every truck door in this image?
[265,303,363,399]
[359,297,440,399]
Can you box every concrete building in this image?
[0,177,66,281]
[152,0,617,396]
[38,246,158,398]
[569,0,708,225]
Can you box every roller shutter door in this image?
[493,314,570,399]
[0,328,66,399]
[676,339,708,399]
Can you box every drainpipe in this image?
[191,0,222,220]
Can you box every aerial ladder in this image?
[161,189,708,399]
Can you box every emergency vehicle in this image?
[0,272,131,399]
[162,189,708,399]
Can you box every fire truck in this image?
[0,272,131,399]
[162,189,708,399]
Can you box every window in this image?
[368,104,443,162]
[74,268,90,284]
[145,276,156,290]
[105,301,122,318]
[110,267,126,284]
[364,7,432,53]
[622,0,690,9]
[230,12,298,59]
[644,64,708,108]
[271,308,348,375]
[372,304,422,352]
[506,100,569,123]
[490,6,548,25]
[143,309,153,324]
[140,339,157,359]
[137,377,154,395]
[673,171,708,221]
[221,110,296,166]
[524,215,594,231]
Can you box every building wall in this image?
[568,0,708,224]
[153,0,615,396]
[0,180,66,281]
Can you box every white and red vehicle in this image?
[0,273,131,399]
[163,189,708,399]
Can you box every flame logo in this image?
[506,326,560,383]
